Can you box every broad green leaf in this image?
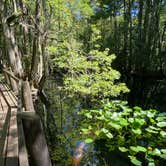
[96,115,106,120]
[136,146,147,152]
[128,118,134,123]
[160,131,166,137]
[85,113,92,119]
[147,111,156,118]
[120,118,129,126]
[134,106,142,112]
[157,122,166,127]
[95,130,101,136]
[160,154,166,159]
[149,126,160,131]
[151,148,161,156]
[158,112,166,116]
[106,132,113,139]
[130,146,146,153]
[119,147,128,152]
[108,122,122,130]
[101,128,109,134]
[145,128,158,134]
[81,128,89,132]
[161,149,166,154]
[156,116,166,121]
[129,155,142,166]
[148,163,155,166]
[132,129,142,135]
[135,119,145,126]
[85,138,93,143]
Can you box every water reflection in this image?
[43,79,99,165]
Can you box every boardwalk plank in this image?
[5,109,18,166]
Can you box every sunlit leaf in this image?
[151,148,161,156]
[85,138,93,143]
[157,122,166,127]
[106,132,113,139]
[148,163,155,166]
[130,146,146,153]
[160,131,166,137]
[128,156,142,166]
[161,149,166,154]
[108,122,122,130]
[132,129,142,135]
[119,147,128,152]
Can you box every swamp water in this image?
[36,77,166,166]
[37,79,100,166]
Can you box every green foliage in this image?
[48,23,129,106]
[79,101,166,165]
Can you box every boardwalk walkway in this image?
[0,83,18,166]
[0,67,52,166]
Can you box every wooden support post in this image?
[20,112,52,166]
[17,80,30,166]
[22,81,35,112]
[3,70,10,86]
[8,68,18,93]
[17,114,29,166]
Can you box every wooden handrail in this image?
[1,74,52,166]
[2,68,19,82]
[17,80,30,166]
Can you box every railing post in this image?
[22,80,35,112]
[8,68,18,92]
[17,80,29,166]
[20,112,52,166]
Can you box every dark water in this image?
[36,77,166,166]
[37,78,100,166]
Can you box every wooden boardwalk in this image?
[0,83,19,166]
[0,68,52,166]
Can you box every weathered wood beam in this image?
[17,80,29,166]
[22,81,35,112]
[2,69,19,82]
[20,111,52,166]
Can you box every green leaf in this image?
[84,113,92,119]
[148,163,155,166]
[147,111,156,118]
[159,154,166,159]
[119,118,129,126]
[95,130,101,136]
[134,106,142,112]
[81,128,89,132]
[145,128,158,134]
[161,149,166,154]
[128,156,142,166]
[108,122,122,130]
[132,129,142,135]
[157,122,166,127]
[96,115,106,120]
[149,126,160,131]
[119,147,128,152]
[130,146,146,153]
[101,128,109,134]
[156,116,166,121]
[106,132,113,139]
[160,131,166,137]
[136,146,147,152]
[151,148,161,156]
[158,112,166,116]
[85,138,93,143]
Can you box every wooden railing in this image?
[1,68,52,166]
